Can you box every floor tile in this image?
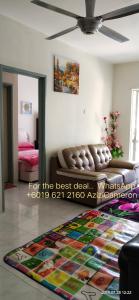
[0,183,90,300]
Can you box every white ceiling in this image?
[0,0,139,63]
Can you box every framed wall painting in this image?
[54,55,79,95]
[21,101,32,115]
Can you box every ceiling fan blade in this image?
[99,26,129,43]
[85,0,96,17]
[99,3,139,21]
[31,0,81,19]
[46,25,78,40]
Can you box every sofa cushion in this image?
[59,145,95,171]
[56,169,107,181]
[105,172,123,185]
[103,168,136,184]
[89,144,112,171]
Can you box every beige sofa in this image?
[50,144,139,207]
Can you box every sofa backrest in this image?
[58,145,95,171]
[89,144,112,171]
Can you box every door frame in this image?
[3,84,14,183]
[0,64,47,213]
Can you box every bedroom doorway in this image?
[18,75,39,184]
[0,65,47,213]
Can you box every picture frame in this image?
[54,55,79,95]
[20,101,32,115]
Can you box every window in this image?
[130,89,139,161]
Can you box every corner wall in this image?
[113,62,139,159]
[0,15,113,179]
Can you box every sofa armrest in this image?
[56,168,107,182]
[109,159,139,170]
[118,234,139,299]
[119,234,139,264]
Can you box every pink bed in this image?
[18,138,39,182]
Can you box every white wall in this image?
[18,75,38,143]
[0,15,113,179]
[113,62,139,159]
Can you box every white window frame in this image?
[129,89,139,160]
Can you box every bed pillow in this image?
[18,142,35,151]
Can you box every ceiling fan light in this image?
[78,17,102,34]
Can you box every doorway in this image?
[18,75,39,184]
[0,65,47,213]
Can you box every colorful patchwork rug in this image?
[100,187,139,222]
[4,210,138,300]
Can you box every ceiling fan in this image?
[31,0,139,42]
